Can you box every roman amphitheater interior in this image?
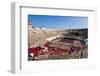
[28,22,88,61]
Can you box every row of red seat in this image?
[28,47,43,57]
[28,43,81,58]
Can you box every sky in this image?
[28,15,88,29]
